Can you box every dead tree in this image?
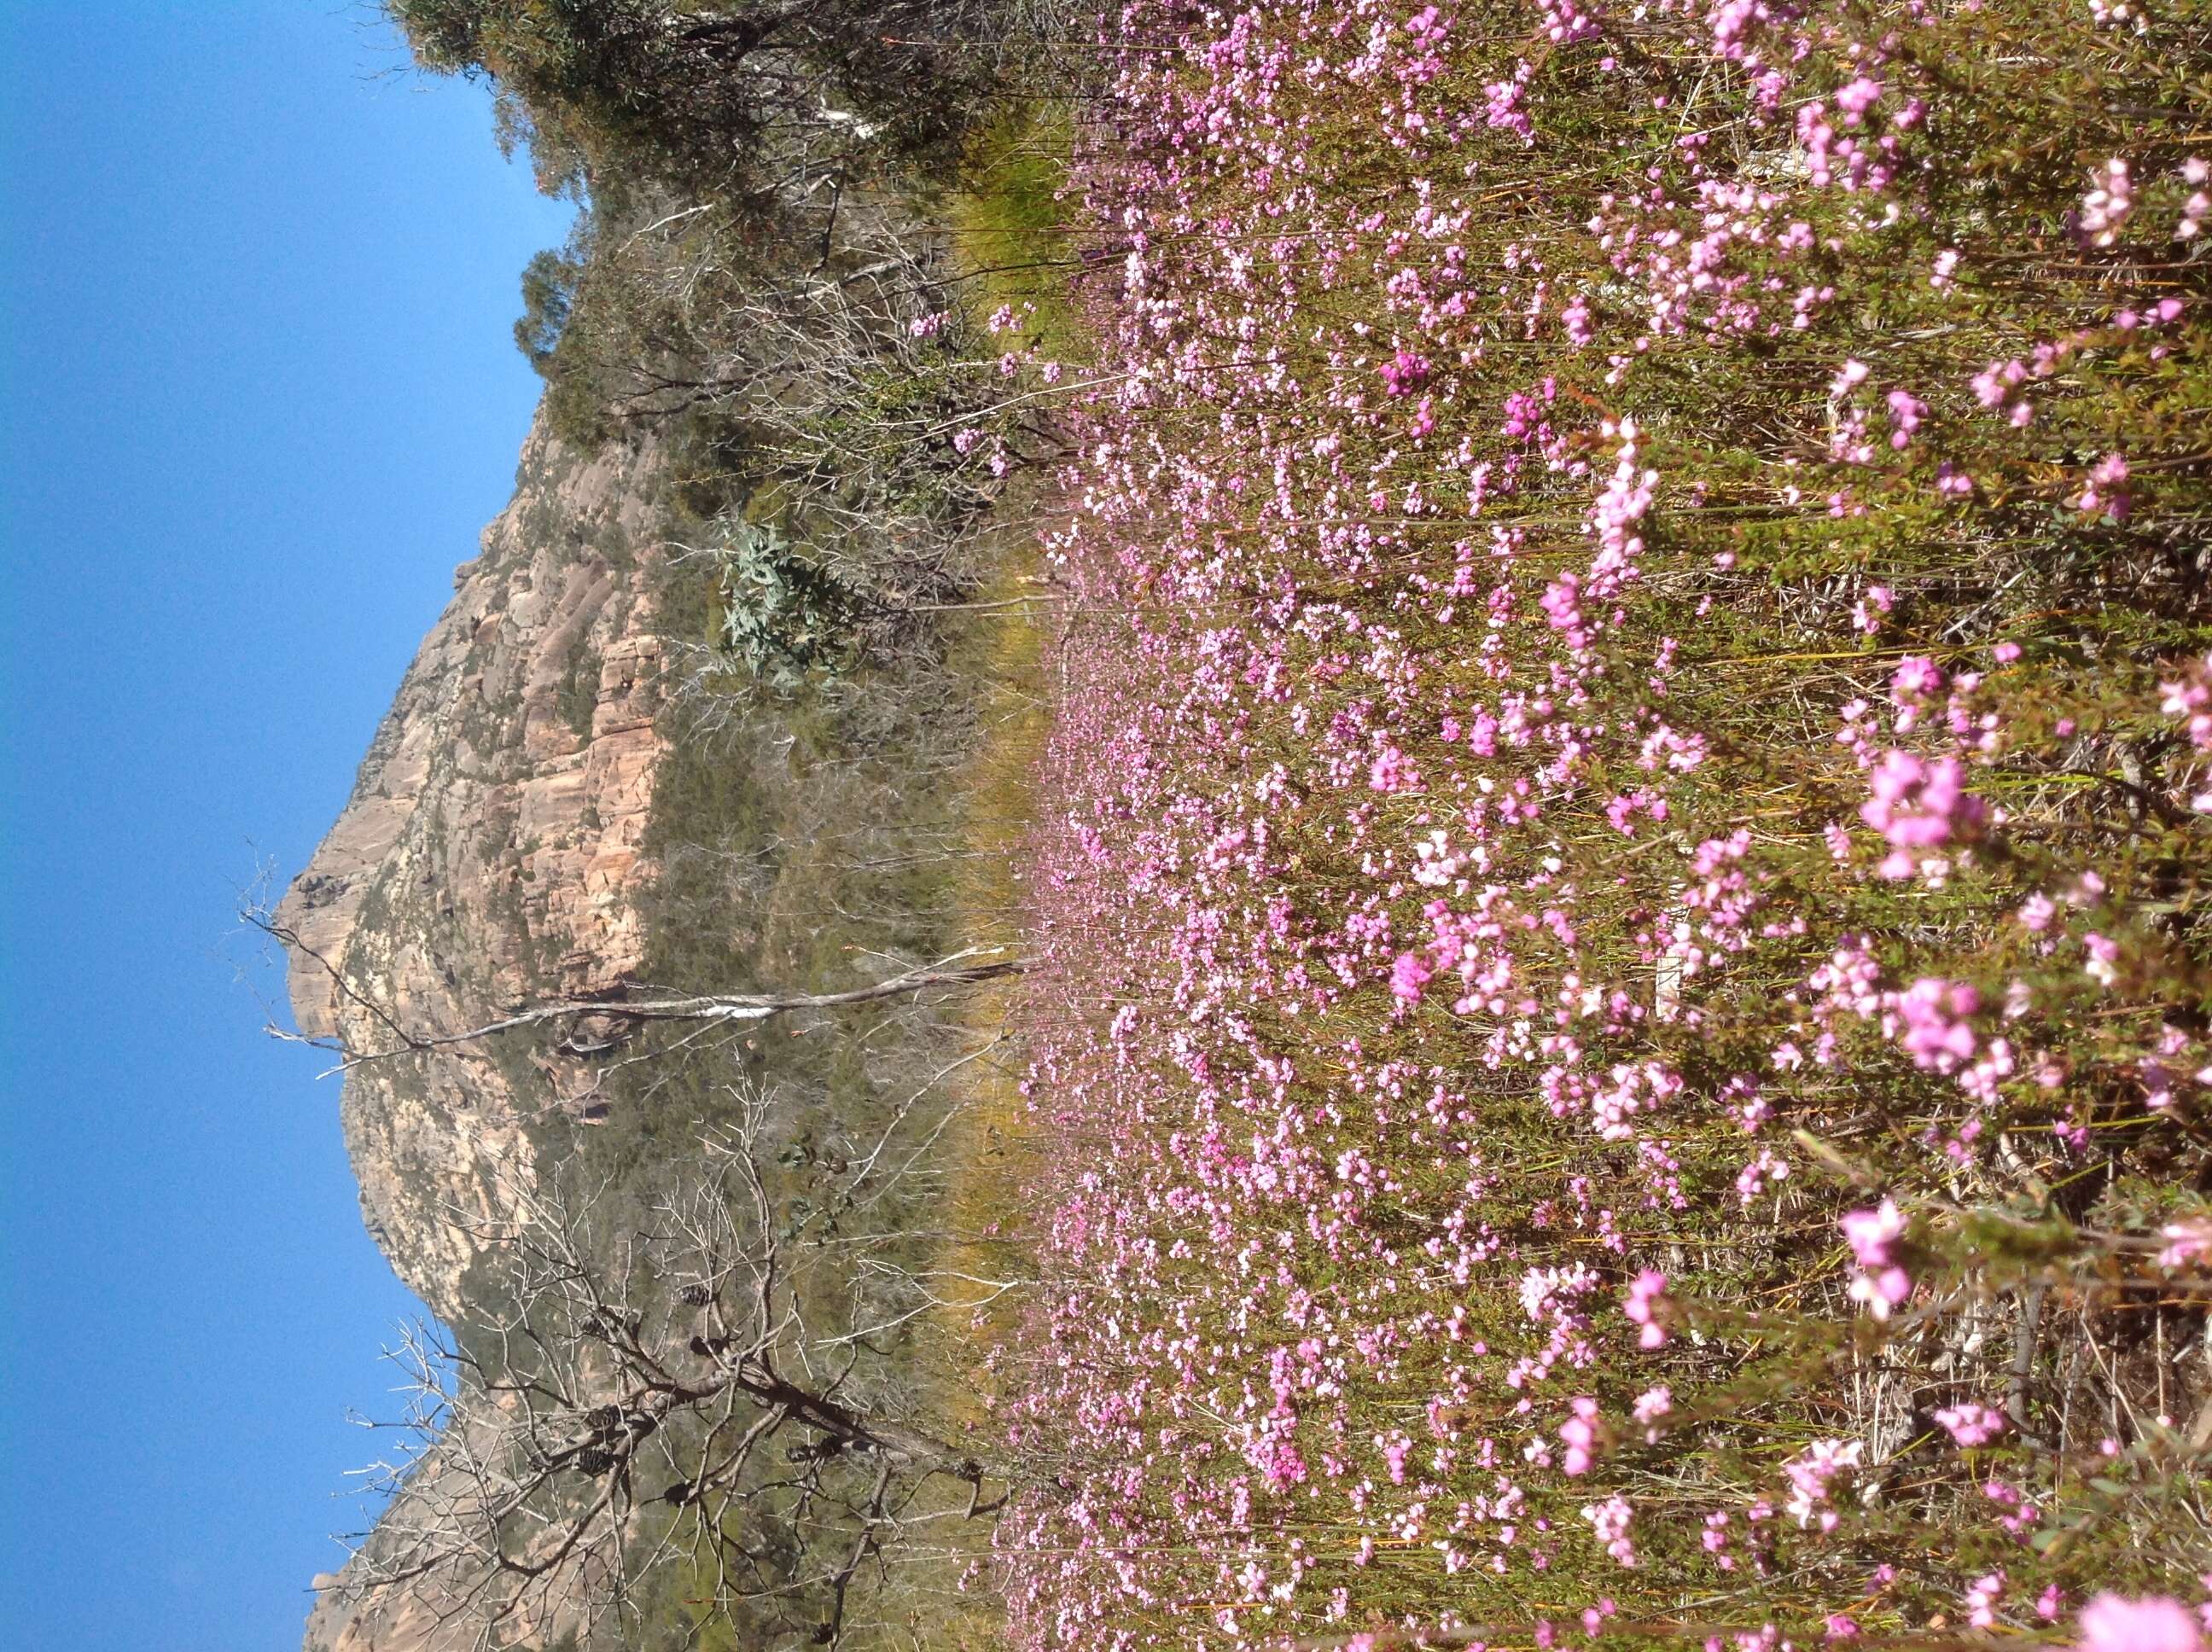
[330,1093,1013,1651]
[242,897,1022,1080]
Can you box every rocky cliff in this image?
[277,414,669,1323]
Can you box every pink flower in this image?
[1849,1265,1912,1318]
[2075,1595,2202,1652]
[1389,951,1435,1003]
[2161,656,2212,749]
[1842,1201,1905,1267]
[1884,389,1927,448]
[2076,451,2132,520]
[1966,1570,2007,1629]
[1380,350,1432,397]
[2158,1219,2212,1270]
[1559,1396,1602,1475]
[1860,752,1985,877]
[1580,1494,1637,1566]
[2084,931,2122,987]
[1833,76,1883,125]
[1622,1269,1669,1347]
[1632,1385,1672,1432]
[1972,358,2025,407]
[1934,1401,2006,1446]
[1895,977,1981,1071]
[1540,573,1586,637]
[1890,654,1945,702]
[2078,158,2136,247]
[1369,744,1420,793]
[1842,1201,1912,1318]
[1783,1437,1863,1530]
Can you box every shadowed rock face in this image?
[277,415,669,1324]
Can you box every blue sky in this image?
[0,7,576,1646]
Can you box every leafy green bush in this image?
[708,517,873,693]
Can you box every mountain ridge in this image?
[276,411,668,1323]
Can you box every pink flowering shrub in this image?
[2075,1594,2204,1652]
[982,0,2212,1646]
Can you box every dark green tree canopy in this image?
[387,0,1003,203]
[513,245,585,373]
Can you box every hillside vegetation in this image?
[300,4,1085,1649]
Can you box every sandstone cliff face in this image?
[277,415,668,1323]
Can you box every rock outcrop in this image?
[276,415,668,1322]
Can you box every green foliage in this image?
[515,244,585,373]
[709,518,873,694]
[555,632,600,740]
[387,0,1012,206]
[951,101,1082,348]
